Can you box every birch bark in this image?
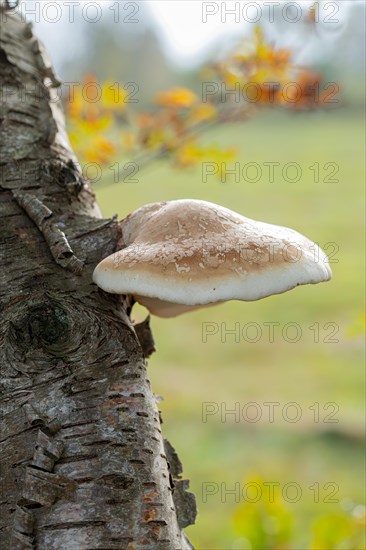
[0,8,196,549]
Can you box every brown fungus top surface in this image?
[93,200,331,307]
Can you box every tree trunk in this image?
[0,7,196,549]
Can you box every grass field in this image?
[94,107,365,549]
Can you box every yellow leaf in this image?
[155,87,198,109]
[102,81,128,110]
[175,142,204,167]
[94,137,115,154]
[175,142,237,170]
[77,114,112,135]
[84,149,112,165]
[189,103,217,124]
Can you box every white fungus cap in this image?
[93,199,332,317]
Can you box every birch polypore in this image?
[93,200,332,317]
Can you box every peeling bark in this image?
[0,8,196,549]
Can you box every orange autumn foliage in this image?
[66,26,338,178]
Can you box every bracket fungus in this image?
[93,199,332,317]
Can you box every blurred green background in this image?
[33,1,365,547]
[95,107,365,549]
